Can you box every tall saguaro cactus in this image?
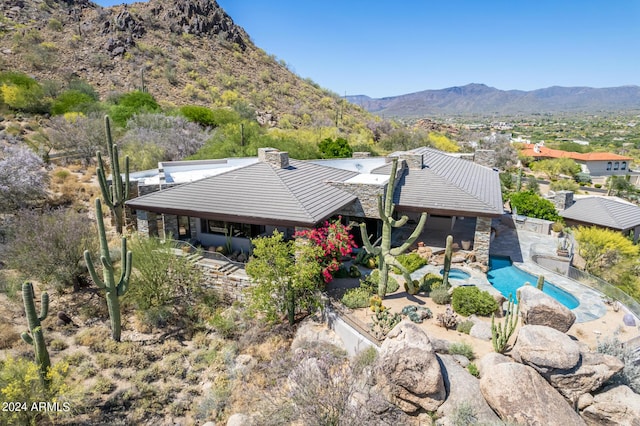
[21,282,51,386]
[442,235,454,289]
[84,198,132,341]
[360,158,428,297]
[97,115,130,234]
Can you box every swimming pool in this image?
[488,256,579,309]
[440,268,471,280]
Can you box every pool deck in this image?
[489,223,607,323]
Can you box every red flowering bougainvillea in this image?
[294,217,358,283]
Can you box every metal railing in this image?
[166,239,246,269]
[529,243,640,318]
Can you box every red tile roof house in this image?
[519,143,634,177]
[125,147,504,266]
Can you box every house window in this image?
[606,162,612,171]
[200,219,264,238]
[178,216,190,239]
[622,162,627,170]
[614,162,619,170]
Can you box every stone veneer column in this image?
[189,217,198,239]
[473,216,492,265]
[136,210,158,237]
[163,214,179,239]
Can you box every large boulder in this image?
[542,351,624,400]
[580,385,640,426]
[512,325,581,372]
[517,285,576,332]
[435,355,501,425]
[477,352,513,377]
[480,362,586,426]
[291,317,346,352]
[374,321,446,413]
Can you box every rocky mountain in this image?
[0,0,369,129]
[348,83,640,118]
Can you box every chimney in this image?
[258,147,289,169]
[397,153,423,170]
[555,191,574,210]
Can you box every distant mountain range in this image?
[346,83,640,118]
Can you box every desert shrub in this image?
[0,145,48,212]
[0,357,72,426]
[392,252,428,274]
[351,346,378,376]
[451,286,499,316]
[449,342,475,360]
[421,272,443,293]
[456,319,474,334]
[109,90,160,126]
[431,287,451,305]
[209,307,243,339]
[0,71,48,113]
[5,208,97,290]
[179,105,240,128]
[596,337,640,393]
[0,323,20,349]
[550,179,579,192]
[594,183,602,189]
[93,375,117,394]
[364,269,399,294]
[62,352,88,367]
[47,114,105,165]
[451,401,478,426]
[574,172,592,185]
[50,339,68,351]
[340,287,370,309]
[50,90,96,115]
[467,363,479,378]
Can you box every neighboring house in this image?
[559,195,640,243]
[125,147,503,265]
[519,143,633,177]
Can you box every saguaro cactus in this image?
[21,282,51,386]
[536,274,545,291]
[442,235,454,289]
[97,115,130,234]
[360,158,428,297]
[491,295,519,353]
[84,198,132,342]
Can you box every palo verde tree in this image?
[245,230,323,325]
[84,198,132,341]
[97,115,130,234]
[575,226,639,275]
[360,158,428,297]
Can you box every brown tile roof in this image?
[520,144,632,162]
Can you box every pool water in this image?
[440,268,471,280]
[488,256,579,309]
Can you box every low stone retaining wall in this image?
[197,260,251,303]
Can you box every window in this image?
[614,162,619,171]
[200,219,264,238]
[178,216,190,239]
[622,162,627,170]
[606,162,612,171]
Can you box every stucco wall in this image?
[582,159,630,176]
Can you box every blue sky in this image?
[95,1,640,98]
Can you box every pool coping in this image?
[409,257,607,323]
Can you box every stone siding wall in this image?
[198,261,251,303]
[329,181,385,218]
[163,214,179,239]
[473,216,492,265]
[136,210,158,237]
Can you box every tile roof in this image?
[560,197,640,230]
[373,147,504,216]
[126,160,359,227]
[520,144,632,162]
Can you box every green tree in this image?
[550,179,580,192]
[245,231,323,325]
[0,71,48,113]
[318,137,353,158]
[50,90,96,115]
[508,191,560,221]
[606,175,637,199]
[530,158,581,180]
[575,226,639,274]
[109,91,160,126]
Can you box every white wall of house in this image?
[581,159,630,176]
